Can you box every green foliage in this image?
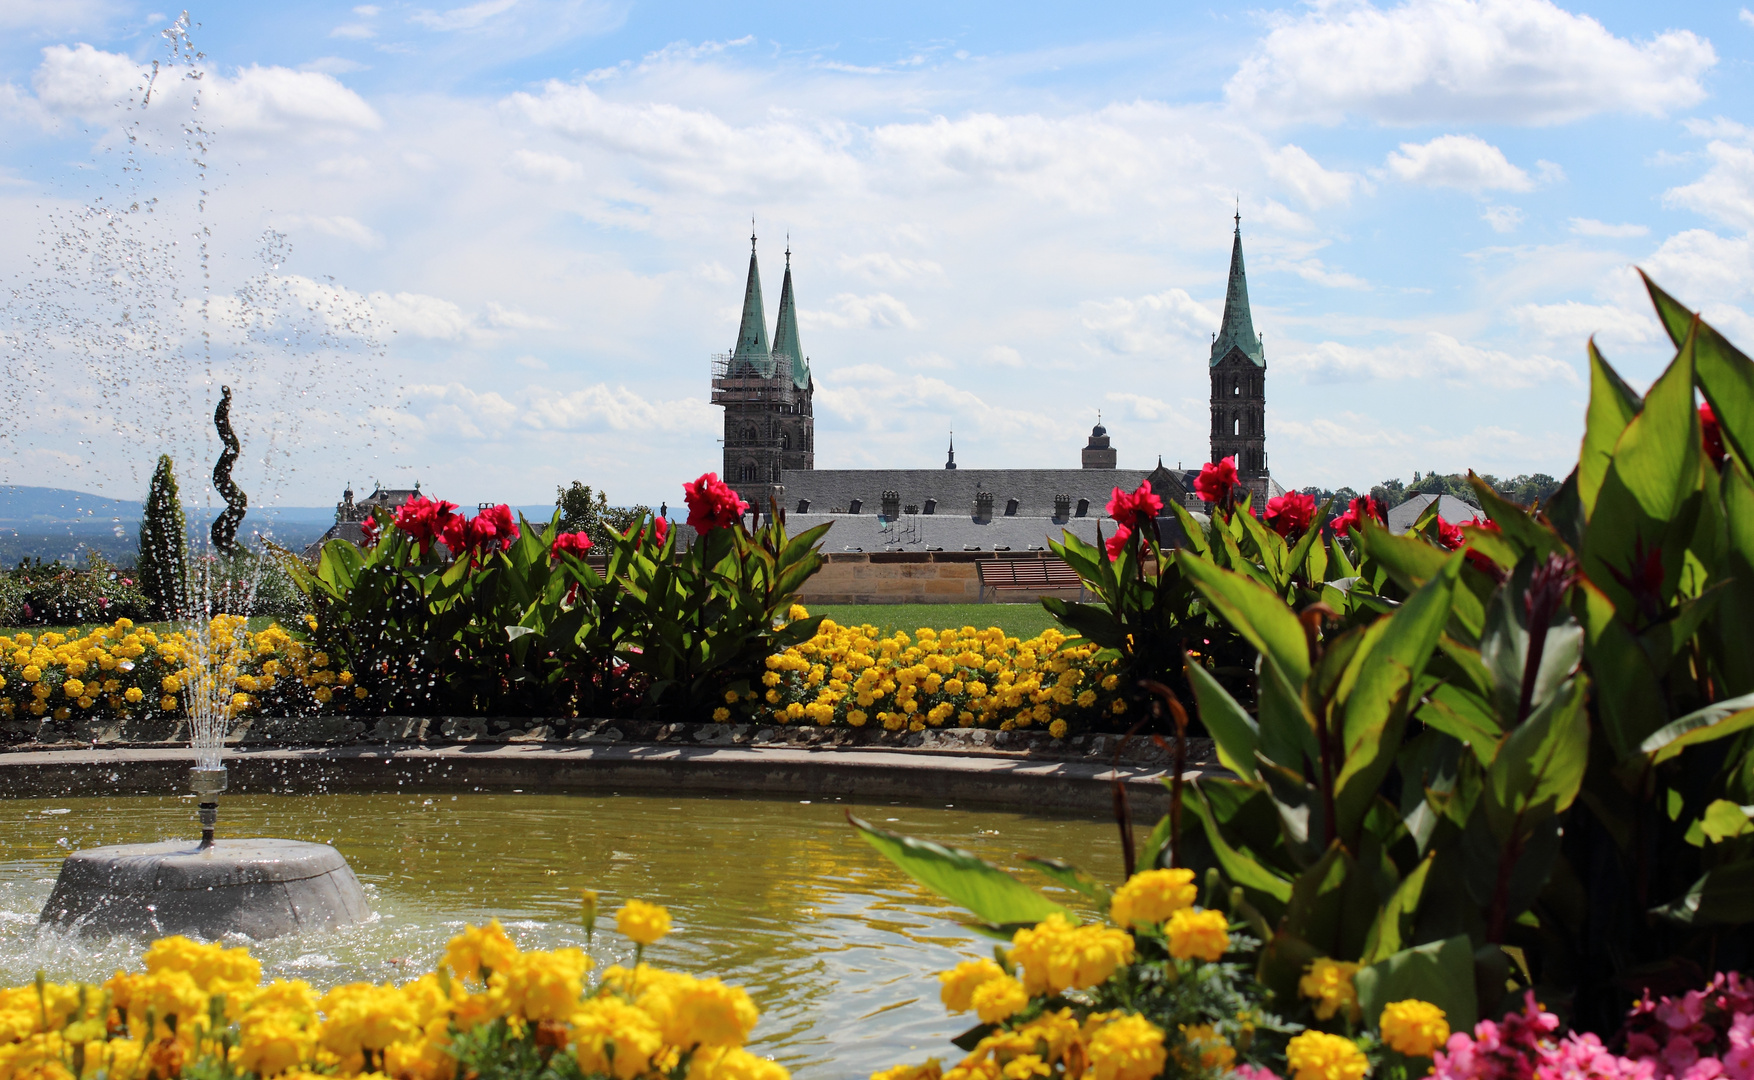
[136,455,189,620]
[555,482,650,550]
[2,555,152,625]
[851,814,1071,928]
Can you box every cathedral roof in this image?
[1210,215,1265,369]
[730,232,773,376]
[772,246,811,389]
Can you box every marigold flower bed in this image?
[736,616,1125,736]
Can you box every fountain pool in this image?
[0,789,1123,1078]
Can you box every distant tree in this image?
[556,482,651,548]
[136,455,189,619]
[1501,473,1562,508]
[1370,477,1408,508]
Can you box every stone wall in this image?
[796,550,1087,605]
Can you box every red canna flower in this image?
[1702,402,1726,468]
[1463,518,1504,579]
[1106,480,1163,529]
[1194,457,1240,506]
[1265,491,1317,540]
[466,504,520,554]
[652,516,670,544]
[1433,514,1468,551]
[549,531,592,558]
[1330,494,1385,537]
[684,473,749,535]
[392,495,463,558]
[360,515,380,548]
[1105,523,1133,561]
[1607,537,1667,624]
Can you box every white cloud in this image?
[280,214,383,248]
[370,291,476,339]
[1570,218,1649,238]
[486,301,561,330]
[1103,391,1188,425]
[510,148,584,183]
[1264,143,1364,209]
[411,0,521,32]
[521,383,716,432]
[330,23,374,39]
[1386,134,1533,192]
[1512,301,1660,352]
[1742,8,1754,28]
[28,44,381,137]
[1282,332,1578,388]
[837,252,946,283]
[1081,289,1218,355]
[302,57,370,75]
[982,346,1024,368]
[800,293,920,331]
[1666,138,1754,231]
[1266,256,1370,289]
[1228,0,1715,126]
[1482,205,1524,233]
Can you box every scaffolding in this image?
[711,352,798,407]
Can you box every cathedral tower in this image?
[1208,213,1269,503]
[712,231,814,511]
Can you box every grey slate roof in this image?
[785,511,1204,553]
[778,468,1201,519]
[1387,493,1482,534]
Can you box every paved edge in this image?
[0,743,1208,818]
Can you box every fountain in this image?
[38,384,368,940]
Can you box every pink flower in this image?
[1234,1066,1281,1080]
[1105,523,1132,561]
[684,473,748,535]
[1265,490,1317,539]
[1194,457,1240,505]
[1702,403,1725,468]
[550,531,593,558]
[1106,480,1163,529]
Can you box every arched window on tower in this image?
[742,426,757,445]
[781,432,791,451]
[738,461,757,482]
[1233,416,1241,436]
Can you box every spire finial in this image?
[751,216,757,251]
[785,232,791,266]
[1234,196,1240,231]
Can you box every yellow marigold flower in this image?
[161,675,181,694]
[617,899,672,945]
[313,686,333,704]
[725,689,740,704]
[571,995,663,1080]
[1110,699,1127,714]
[1076,689,1097,707]
[686,1045,790,1080]
[1048,719,1068,739]
[1380,999,1449,1057]
[788,604,809,621]
[871,1060,942,1080]
[443,919,520,982]
[939,959,1005,1013]
[713,707,732,722]
[492,947,591,1021]
[847,709,868,727]
[316,982,419,1055]
[1086,1013,1167,1080]
[1101,674,1119,691]
[236,1010,314,1077]
[1178,1023,1236,1072]
[1110,868,1198,929]
[1009,913,1134,997]
[970,975,1027,1024]
[1165,908,1230,962]
[354,687,368,699]
[1286,1030,1369,1080]
[160,695,179,712]
[62,679,84,698]
[1299,958,1362,1023]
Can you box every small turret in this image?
[1082,412,1116,469]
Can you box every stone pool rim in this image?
[0,742,1203,817]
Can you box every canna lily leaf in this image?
[1354,935,1478,1035]
[1359,854,1434,965]
[1022,857,1113,903]
[1652,859,1754,926]
[1185,654,1260,780]
[848,814,1070,928]
[1484,676,1590,844]
[1579,340,1645,518]
[1639,692,1754,765]
[1645,271,1754,469]
[1176,551,1312,685]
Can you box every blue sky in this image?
[1,0,1751,509]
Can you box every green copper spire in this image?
[771,241,810,389]
[1210,212,1264,368]
[731,226,773,376]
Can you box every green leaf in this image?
[1023,857,1114,903]
[1279,841,1353,957]
[1183,784,1294,915]
[1484,676,1590,843]
[1579,339,1645,518]
[1643,270,1696,347]
[1354,935,1478,1034]
[1639,693,1754,764]
[1356,520,1484,639]
[1652,859,1754,926]
[1185,654,1260,780]
[1697,799,1754,844]
[1360,854,1434,965]
[849,814,1070,927]
[1176,551,1312,685]
[1416,685,1502,766]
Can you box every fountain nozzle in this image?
[190,766,228,849]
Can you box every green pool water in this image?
[0,790,1125,1079]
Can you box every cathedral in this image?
[712,217,1276,542]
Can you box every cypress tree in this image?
[136,455,189,620]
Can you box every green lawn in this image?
[805,601,1066,640]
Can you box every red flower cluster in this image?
[463,504,520,556]
[1265,491,1316,539]
[685,473,748,535]
[1106,480,1163,529]
[550,531,593,558]
[1194,457,1240,505]
[392,495,464,557]
[1462,518,1503,578]
[1330,494,1385,536]
[1703,402,1726,468]
[1433,514,1470,551]
[623,516,670,546]
[360,515,380,548]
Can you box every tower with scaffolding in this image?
[713,228,815,511]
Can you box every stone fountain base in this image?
[39,838,368,940]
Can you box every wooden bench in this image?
[977,558,1087,601]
